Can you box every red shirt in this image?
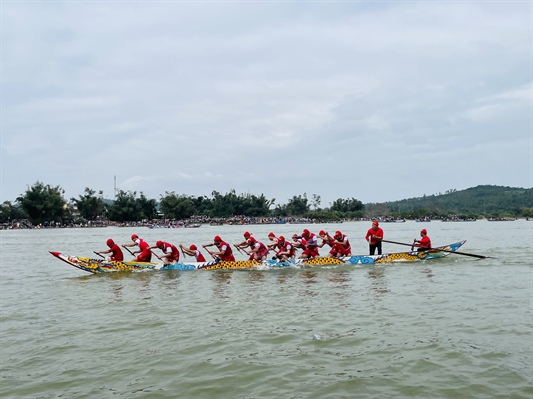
[217,240,235,262]
[249,241,268,260]
[418,236,431,249]
[365,228,383,245]
[136,238,152,262]
[195,250,206,262]
[109,244,124,261]
[162,242,180,262]
[333,234,351,256]
[277,241,295,258]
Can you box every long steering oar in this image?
[381,239,493,259]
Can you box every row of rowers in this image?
[96,222,390,264]
[211,221,391,262]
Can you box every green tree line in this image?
[0,182,364,225]
[1,182,531,226]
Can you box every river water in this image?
[0,220,531,398]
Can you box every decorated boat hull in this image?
[49,241,465,274]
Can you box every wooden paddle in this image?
[381,239,493,259]
[121,245,136,257]
[93,251,105,259]
[150,250,163,261]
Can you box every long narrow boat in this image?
[49,241,466,274]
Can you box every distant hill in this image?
[364,185,533,218]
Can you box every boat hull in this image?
[49,241,466,274]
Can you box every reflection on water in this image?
[210,271,232,300]
[328,270,352,305]
[244,270,266,284]
[300,270,319,297]
[366,267,390,299]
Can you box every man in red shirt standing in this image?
[365,221,384,255]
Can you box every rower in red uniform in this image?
[413,229,432,251]
[275,236,296,261]
[318,230,335,250]
[266,232,278,251]
[180,244,207,262]
[96,238,124,261]
[330,230,351,257]
[203,236,235,262]
[300,229,320,258]
[291,233,307,251]
[152,240,180,265]
[123,234,152,262]
[235,231,253,253]
[245,236,269,261]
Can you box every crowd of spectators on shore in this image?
[1,216,332,230]
[3,214,518,230]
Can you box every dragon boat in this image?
[49,241,466,274]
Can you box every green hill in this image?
[364,185,533,218]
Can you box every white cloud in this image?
[1,1,531,205]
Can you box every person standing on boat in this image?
[300,229,320,258]
[203,236,235,262]
[96,238,124,261]
[329,230,352,258]
[365,221,384,255]
[152,240,180,265]
[123,234,152,262]
[179,244,207,262]
[274,236,296,261]
[413,229,432,251]
[244,236,269,261]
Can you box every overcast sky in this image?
[1,1,531,208]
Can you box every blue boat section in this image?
[161,263,198,271]
[344,256,376,264]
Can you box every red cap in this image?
[421,229,427,234]
[278,236,285,241]
[268,232,275,237]
[248,237,256,243]
[244,231,251,238]
[335,231,342,237]
[214,236,221,242]
[190,244,197,250]
[292,233,299,238]
[319,230,326,236]
[156,240,163,247]
[106,239,114,246]
[302,229,310,237]
[372,221,379,226]
[131,234,138,240]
